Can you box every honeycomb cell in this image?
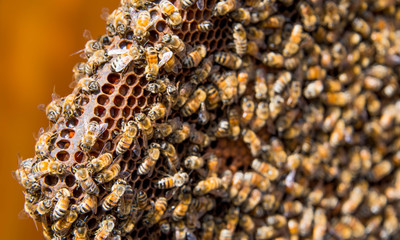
[190,22,197,32]
[44,175,58,186]
[203,9,211,18]
[138,96,147,107]
[74,151,84,163]
[56,151,70,162]
[206,0,216,9]
[65,175,76,187]
[133,85,143,96]
[97,94,109,105]
[186,9,195,21]
[102,84,115,94]
[73,187,83,199]
[156,20,167,32]
[110,107,120,118]
[134,67,145,76]
[182,22,190,32]
[65,118,78,128]
[107,73,120,84]
[60,129,75,139]
[94,106,106,117]
[184,33,192,42]
[195,10,202,21]
[149,30,159,43]
[126,74,137,86]
[127,96,136,107]
[56,140,70,149]
[113,95,124,107]
[191,32,199,41]
[119,85,129,96]
[105,118,115,129]
[122,107,131,118]
[139,77,148,87]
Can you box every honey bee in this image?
[214,119,230,138]
[77,194,97,214]
[159,0,182,28]
[312,208,327,239]
[251,158,279,181]
[229,171,244,199]
[283,24,303,57]
[72,62,86,80]
[269,95,285,120]
[239,214,255,234]
[242,129,262,157]
[250,101,269,132]
[173,186,192,221]
[231,8,251,26]
[306,65,326,81]
[160,141,179,171]
[215,51,242,69]
[31,158,66,179]
[262,52,284,68]
[80,121,108,152]
[244,171,270,192]
[72,164,99,195]
[154,117,181,139]
[181,87,207,117]
[76,77,100,95]
[352,18,371,38]
[190,56,214,84]
[144,197,168,226]
[242,189,262,213]
[233,183,251,206]
[110,8,130,36]
[162,34,186,55]
[226,207,240,232]
[72,220,88,240]
[174,220,188,240]
[255,226,276,240]
[116,184,134,219]
[52,205,78,236]
[159,219,171,235]
[53,188,71,221]
[87,153,113,174]
[183,45,207,68]
[232,23,247,57]
[13,167,39,192]
[184,155,204,170]
[102,179,127,211]
[206,154,220,177]
[237,69,249,96]
[299,2,318,32]
[132,10,155,39]
[149,103,168,122]
[193,176,222,195]
[38,92,63,123]
[246,40,261,60]
[85,50,110,76]
[135,113,154,140]
[95,163,121,184]
[136,190,149,210]
[205,84,221,110]
[169,122,191,143]
[304,80,324,99]
[94,215,116,240]
[155,171,189,189]
[254,68,268,100]
[109,44,145,72]
[62,93,81,120]
[121,209,139,234]
[197,20,213,33]
[213,72,239,106]
[156,44,181,74]
[341,181,367,215]
[273,71,292,94]
[138,142,160,176]
[240,97,255,126]
[266,214,287,229]
[37,199,53,216]
[259,14,285,28]
[201,215,215,240]
[198,102,210,125]
[213,0,237,16]
[82,31,102,58]
[145,47,159,80]
[369,160,393,182]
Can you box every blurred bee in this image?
[197,20,213,33]
[237,69,249,96]
[232,23,247,56]
[214,119,230,138]
[160,141,179,171]
[298,2,318,32]
[251,158,279,181]
[38,92,62,123]
[62,94,81,120]
[145,46,159,80]
[262,52,284,68]
[184,155,204,170]
[95,163,121,184]
[239,214,255,234]
[181,87,207,117]
[35,129,56,159]
[229,171,244,199]
[250,101,269,132]
[85,49,110,76]
[190,56,214,84]
[183,45,207,68]
[87,152,113,174]
[121,209,139,234]
[159,0,182,28]
[269,95,285,120]
[198,102,210,125]
[37,199,53,216]
[53,188,71,221]
[206,154,220,177]
[138,143,160,176]
[169,123,190,144]
[242,129,262,157]
[73,164,99,195]
[233,182,251,206]
[116,184,134,218]
[304,80,324,99]
[193,176,222,195]
[154,117,181,139]
[108,44,145,72]
[313,208,327,239]
[254,68,268,100]
[80,121,108,152]
[159,219,171,235]
[284,56,300,70]
[242,189,262,213]
[73,220,88,240]
[173,81,196,110]
[352,18,370,38]
[244,171,270,192]
[201,215,215,239]
[205,84,221,110]
[174,220,188,240]
[77,194,97,214]
[132,10,155,39]
[52,205,78,236]
[215,51,242,69]
[283,200,303,218]
[283,24,302,57]
[241,97,255,126]
[72,62,86,80]
[213,0,237,16]
[306,65,326,81]
[228,108,241,140]
[255,226,276,240]
[213,72,239,106]
[273,71,292,94]
[287,80,302,108]
[172,186,192,221]
[220,229,233,239]
[148,103,167,121]
[144,197,168,226]
[95,215,116,240]
[231,8,251,25]
[162,34,186,55]
[259,14,285,28]
[341,181,367,214]
[250,3,276,23]
[103,179,127,211]
[266,214,287,229]
[369,160,392,182]
[135,113,154,140]
[155,171,189,189]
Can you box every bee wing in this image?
[171,57,182,74]
[196,0,205,10]
[100,8,110,20]
[108,48,129,56]
[132,138,142,158]
[158,51,174,68]
[37,104,46,112]
[82,29,93,40]
[51,87,60,100]
[96,123,109,138]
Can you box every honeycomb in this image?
[14,0,400,239]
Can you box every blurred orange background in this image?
[0,1,119,239]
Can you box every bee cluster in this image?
[13,0,400,239]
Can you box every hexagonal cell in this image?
[119,85,129,96]
[186,9,195,21]
[60,129,75,139]
[102,84,115,94]
[156,20,167,33]
[74,151,85,163]
[94,106,106,117]
[195,10,202,21]
[122,107,131,118]
[182,22,190,32]
[65,175,76,187]
[44,175,58,186]
[65,118,79,128]
[113,95,125,107]
[149,30,159,43]
[127,96,136,107]
[134,67,145,76]
[138,96,147,107]
[97,95,109,105]
[107,73,120,84]
[56,140,70,149]
[133,85,143,96]
[126,74,137,86]
[110,107,120,118]
[56,151,70,162]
